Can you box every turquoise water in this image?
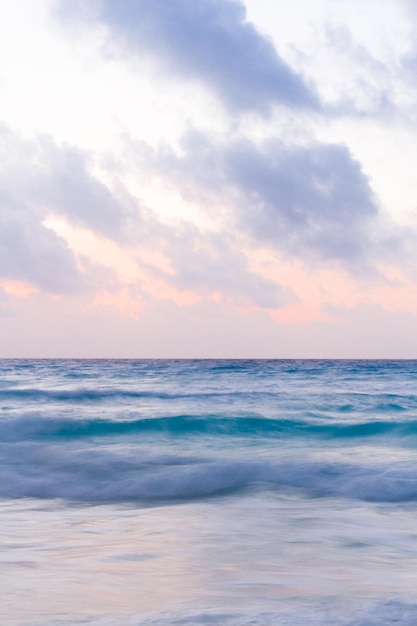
[2,359,417,624]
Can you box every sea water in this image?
[2,359,417,625]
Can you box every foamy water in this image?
[2,359,417,625]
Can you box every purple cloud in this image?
[54,0,319,114]
[139,130,380,269]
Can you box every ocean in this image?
[2,359,417,625]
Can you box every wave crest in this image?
[2,413,417,442]
[2,440,417,504]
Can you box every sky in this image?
[1,0,417,358]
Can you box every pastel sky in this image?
[1,0,417,357]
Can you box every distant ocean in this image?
[2,359,417,625]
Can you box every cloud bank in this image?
[0,125,287,309]
[0,0,416,355]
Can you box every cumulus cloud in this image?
[0,130,79,293]
[137,131,380,270]
[0,126,135,293]
[54,0,318,115]
[0,208,81,294]
[0,125,289,308]
[32,139,138,240]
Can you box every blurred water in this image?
[1,359,417,625]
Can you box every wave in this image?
[0,387,223,402]
[2,441,417,504]
[64,599,417,626]
[1,385,417,408]
[2,413,417,442]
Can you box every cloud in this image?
[319,24,392,116]
[54,0,319,115]
[163,226,291,308]
[137,130,380,270]
[0,126,135,293]
[33,139,138,240]
[0,129,80,293]
[0,125,289,308]
[0,208,81,294]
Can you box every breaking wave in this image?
[2,412,417,442]
[2,438,417,504]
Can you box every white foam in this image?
[2,439,417,504]
[33,599,417,625]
